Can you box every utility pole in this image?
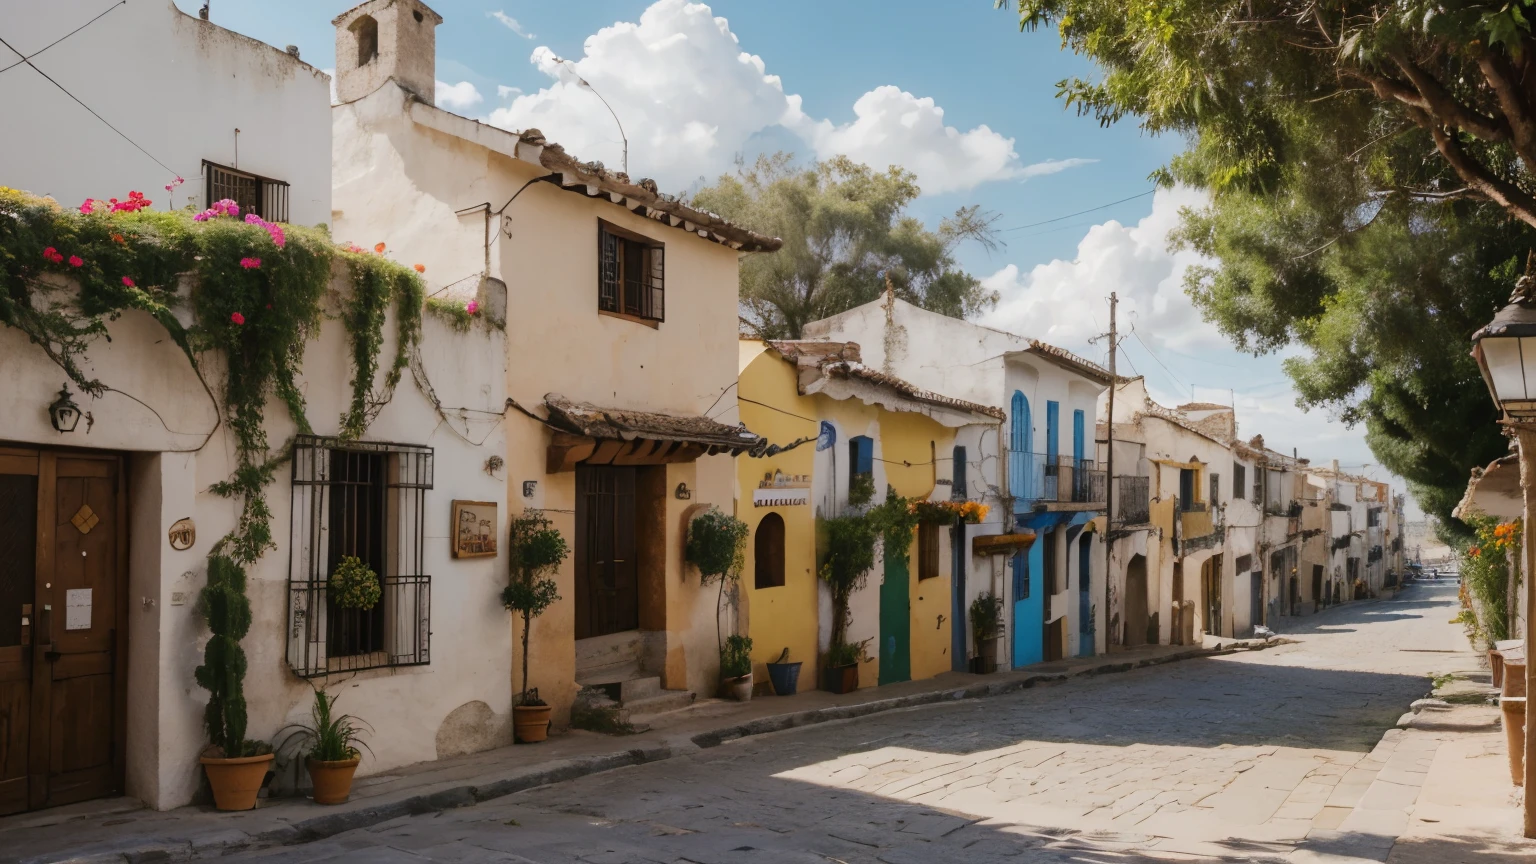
[1104,292,1118,654]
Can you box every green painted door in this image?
[878,550,911,685]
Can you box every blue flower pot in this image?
[766,661,802,696]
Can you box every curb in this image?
[22,639,1287,863]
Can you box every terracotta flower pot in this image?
[200,752,274,811]
[514,704,552,743]
[726,672,753,702]
[306,755,361,805]
[1501,696,1525,787]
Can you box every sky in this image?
[173,0,1410,511]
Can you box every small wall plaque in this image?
[65,588,92,630]
[168,517,196,551]
[451,500,499,558]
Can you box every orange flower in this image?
[374,242,386,253]
[413,263,425,273]
[110,233,124,244]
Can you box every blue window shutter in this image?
[1073,410,1085,464]
[850,436,873,475]
[1010,391,1029,453]
[1046,402,1060,461]
[952,445,967,498]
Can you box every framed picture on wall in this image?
[451,500,498,558]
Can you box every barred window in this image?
[598,221,664,323]
[918,522,939,581]
[204,160,290,223]
[287,435,433,677]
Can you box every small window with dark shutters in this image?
[1210,473,1220,506]
[754,512,785,589]
[1233,463,1246,501]
[918,522,939,580]
[205,160,289,223]
[598,220,665,324]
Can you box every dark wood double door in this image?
[0,447,126,815]
[574,466,639,640]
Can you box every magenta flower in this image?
[122,276,135,287]
[230,312,246,325]
[68,255,83,268]
[466,300,479,315]
[240,257,261,269]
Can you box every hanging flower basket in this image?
[329,556,381,610]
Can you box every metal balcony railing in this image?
[1010,453,1106,508]
[1114,475,1150,524]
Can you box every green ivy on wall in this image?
[0,187,425,565]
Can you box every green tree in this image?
[1003,0,1534,535]
[691,153,999,339]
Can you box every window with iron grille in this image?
[597,221,664,322]
[1233,463,1246,500]
[204,160,290,223]
[287,435,433,677]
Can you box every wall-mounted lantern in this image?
[48,385,81,433]
[1471,274,1536,420]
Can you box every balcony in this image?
[1010,452,1106,511]
[1114,475,1150,525]
[1265,499,1302,518]
[1180,507,1214,541]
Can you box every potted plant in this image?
[969,591,1003,674]
[685,507,750,687]
[279,687,372,804]
[721,634,754,701]
[501,510,567,743]
[818,513,877,694]
[194,555,274,811]
[329,555,381,612]
[765,647,802,696]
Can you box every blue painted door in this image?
[1044,402,1060,499]
[1078,534,1093,657]
[1073,410,1085,464]
[1011,530,1044,668]
[1010,392,1030,506]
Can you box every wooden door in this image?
[575,466,639,640]
[0,448,125,814]
[877,544,910,685]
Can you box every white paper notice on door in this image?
[65,588,92,630]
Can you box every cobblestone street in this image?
[218,581,1479,864]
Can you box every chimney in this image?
[332,0,442,105]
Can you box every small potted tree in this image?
[501,510,567,743]
[721,634,754,701]
[818,513,877,694]
[685,507,750,694]
[969,591,1003,674]
[195,555,274,811]
[279,687,371,804]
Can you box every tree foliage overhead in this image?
[691,154,999,339]
[1004,0,1536,535]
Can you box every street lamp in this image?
[1470,268,1536,839]
[1471,272,1536,419]
[48,384,81,433]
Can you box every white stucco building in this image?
[0,0,332,228]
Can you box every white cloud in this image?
[497,84,523,100]
[980,185,1218,356]
[436,80,484,112]
[485,0,1083,194]
[488,11,535,39]
[791,86,1039,194]
[1018,157,1099,180]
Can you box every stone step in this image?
[624,689,696,722]
[575,631,645,686]
[619,675,661,703]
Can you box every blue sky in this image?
[178,0,1405,507]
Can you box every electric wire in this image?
[0,32,179,177]
[0,1,125,76]
[997,189,1155,234]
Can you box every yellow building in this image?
[737,341,1003,691]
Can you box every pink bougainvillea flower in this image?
[240,257,261,269]
[42,246,58,260]
[374,242,386,253]
[230,312,245,325]
[466,300,479,315]
[121,276,135,287]
[413,263,425,273]
[68,255,83,268]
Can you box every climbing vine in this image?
[0,187,426,564]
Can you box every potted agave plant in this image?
[685,507,751,694]
[195,555,274,811]
[279,687,372,805]
[502,510,567,743]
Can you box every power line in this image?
[0,2,124,76]
[0,32,179,177]
[998,189,1155,234]
[1129,326,1189,394]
